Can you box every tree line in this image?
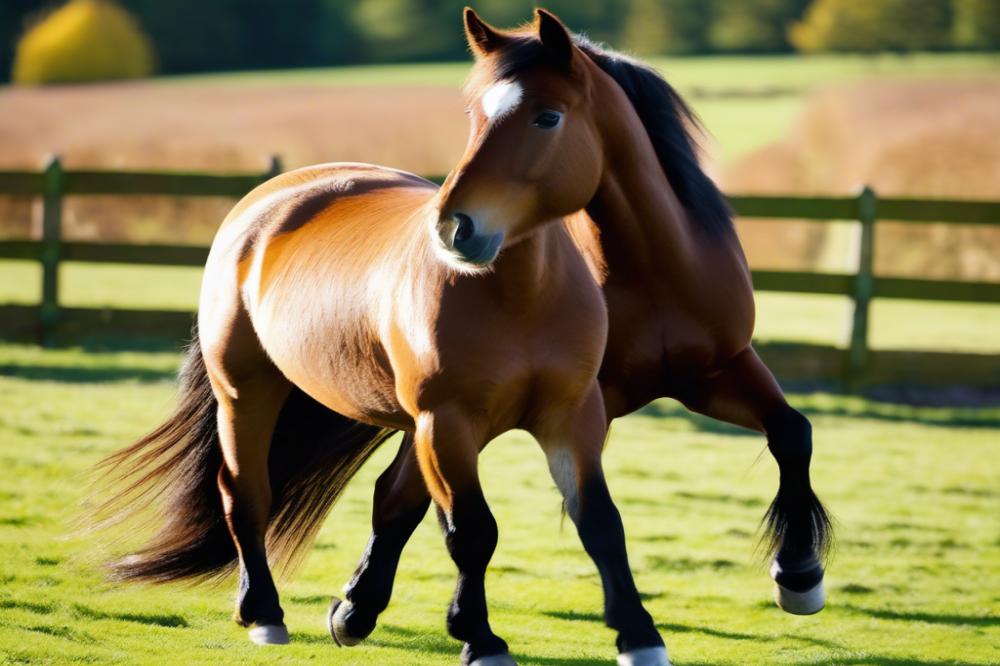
[2,0,998,82]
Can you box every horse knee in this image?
[444,496,498,571]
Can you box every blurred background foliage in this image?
[11,0,152,84]
[1,0,998,84]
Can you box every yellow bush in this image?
[13,0,154,85]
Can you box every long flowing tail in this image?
[94,327,396,583]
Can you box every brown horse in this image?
[93,15,683,666]
[327,8,832,657]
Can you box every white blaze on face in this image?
[480,79,523,122]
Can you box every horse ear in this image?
[535,8,574,68]
[464,7,504,57]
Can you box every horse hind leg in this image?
[677,347,832,616]
[760,405,829,614]
[328,433,431,646]
[201,307,293,644]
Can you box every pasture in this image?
[0,342,998,665]
[1,52,999,665]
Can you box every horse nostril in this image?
[453,213,475,244]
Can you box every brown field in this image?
[0,81,467,243]
[725,80,1000,280]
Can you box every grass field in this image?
[0,342,998,665]
[1,259,999,354]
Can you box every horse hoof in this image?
[328,597,363,647]
[774,579,825,615]
[248,624,290,645]
[469,653,518,666]
[617,646,671,666]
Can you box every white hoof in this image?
[618,646,671,666]
[248,624,290,645]
[328,597,362,647]
[470,654,518,666]
[774,579,826,615]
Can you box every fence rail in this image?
[1,155,999,389]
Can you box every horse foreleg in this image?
[413,405,512,666]
[328,433,430,646]
[676,345,831,615]
[538,384,669,666]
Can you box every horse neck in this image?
[584,77,701,283]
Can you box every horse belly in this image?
[249,266,410,430]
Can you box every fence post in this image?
[39,154,64,345]
[264,154,283,181]
[846,185,876,389]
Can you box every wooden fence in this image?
[1,155,999,389]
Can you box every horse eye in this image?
[532,110,562,129]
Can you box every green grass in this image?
[2,260,998,354]
[0,343,998,664]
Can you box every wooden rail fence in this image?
[1,155,999,389]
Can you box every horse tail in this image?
[95,326,396,583]
[262,388,396,579]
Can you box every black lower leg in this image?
[439,495,508,663]
[763,407,832,585]
[573,476,662,653]
[336,438,431,640]
[230,516,283,627]
[338,499,429,639]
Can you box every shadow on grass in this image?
[639,396,1000,431]
[366,623,460,656]
[786,660,989,666]
[0,599,56,615]
[65,335,186,354]
[511,655,607,666]
[288,594,330,606]
[842,604,1000,627]
[546,610,853,652]
[293,627,444,650]
[71,603,188,628]
[0,363,177,383]
[296,616,987,666]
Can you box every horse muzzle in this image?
[436,212,505,266]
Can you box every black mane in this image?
[491,35,733,235]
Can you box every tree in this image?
[622,0,712,55]
[790,0,951,53]
[13,0,154,84]
[350,0,467,62]
[621,0,673,55]
[709,0,811,53]
[0,1,54,82]
[790,0,882,52]
[953,0,1000,50]
[119,0,243,73]
[880,0,952,51]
